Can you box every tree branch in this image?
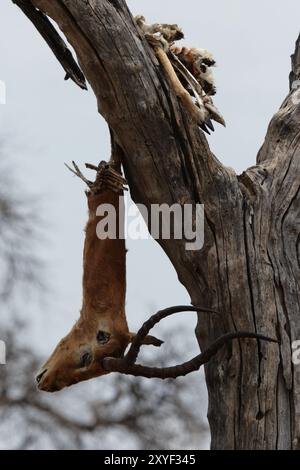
[12,0,87,90]
[17,0,241,322]
[27,0,232,193]
[255,32,300,167]
[290,33,300,90]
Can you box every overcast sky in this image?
[1,0,300,446]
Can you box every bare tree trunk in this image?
[15,0,300,449]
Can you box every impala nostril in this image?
[36,369,47,384]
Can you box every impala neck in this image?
[82,187,127,327]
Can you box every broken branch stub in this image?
[12,0,87,90]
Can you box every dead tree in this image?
[12,0,300,450]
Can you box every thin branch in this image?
[12,0,87,90]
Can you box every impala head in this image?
[36,316,129,392]
[36,317,163,392]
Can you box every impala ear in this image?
[129,333,164,348]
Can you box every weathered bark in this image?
[14,0,300,449]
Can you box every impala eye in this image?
[79,351,92,368]
[97,331,111,344]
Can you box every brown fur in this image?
[37,161,162,392]
[36,179,131,392]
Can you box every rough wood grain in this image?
[15,0,300,449]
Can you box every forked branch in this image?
[103,306,279,379]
